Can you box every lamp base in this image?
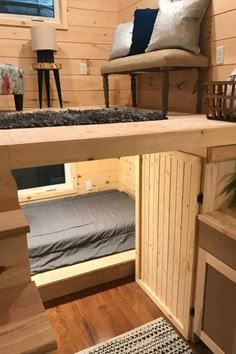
[37,50,54,63]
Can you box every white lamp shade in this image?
[31,25,57,52]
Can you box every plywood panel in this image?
[138,151,202,339]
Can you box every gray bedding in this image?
[23,190,135,275]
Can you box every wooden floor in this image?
[45,277,212,354]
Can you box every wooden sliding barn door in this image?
[136,152,202,340]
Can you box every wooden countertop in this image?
[198,208,236,241]
[0,281,57,354]
[1,115,236,169]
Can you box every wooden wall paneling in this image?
[68,8,117,28]
[0,1,117,110]
[137,152,202,339]
[135,155,142,279]
[147,154,155,288]
[68,0,118,13]
[0,90,119,110]
[157,153,165,297]
[77,158,119,194]
[207,0,236,15]
[142,154,150,285]
[119,156,136,198]
[19,159,119,204]
[201,2,236,82]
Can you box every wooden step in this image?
[0,281,57,354]
[0,209,29,240]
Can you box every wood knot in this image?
[0,266,7,274]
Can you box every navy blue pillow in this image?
[129,9,159,56]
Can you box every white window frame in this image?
[0,0,67,30]
[0,0,60,23]
[18,163,77,203]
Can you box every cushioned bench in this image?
[101,49,209,114]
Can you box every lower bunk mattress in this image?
[23,190,135,275]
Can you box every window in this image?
[13,164,65,191]
[13,164,76,202]
[0,0,59,21]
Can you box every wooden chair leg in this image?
[161,70,169,116]
[131,74,137,107]
[103,74,110,108]
[53,69,63,109]
[14,94,24,111]
[196,68,206,114]
[37,70,43,109]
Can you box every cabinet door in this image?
[136,152,202,340]
[194,248,236,354]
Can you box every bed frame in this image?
[32,250,135,302]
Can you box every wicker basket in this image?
[205,81,236,122]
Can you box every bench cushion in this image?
[101,49,209,75]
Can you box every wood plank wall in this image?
[0,0,118,110]
[201,160,236,213]
[119,156,136,198]
[77,159,119,194]
[1,1,234,111]
[18,158,138,203]
[137,152,202,339]
[118,0,236,112]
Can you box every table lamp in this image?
[31,25,57,63]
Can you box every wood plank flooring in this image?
[45,277,212,354]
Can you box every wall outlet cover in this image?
[86,180,93,191]
[216,46,225,65]
[80,63,88,75]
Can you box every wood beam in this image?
[207,145,236,163]
[1,116,236,169]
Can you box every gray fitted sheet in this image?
[23,190,135,275]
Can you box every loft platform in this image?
[1,115,236,169]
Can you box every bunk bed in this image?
[23,190,135,275]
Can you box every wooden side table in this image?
[32,63,63,109]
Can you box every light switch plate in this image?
[80,63,88,75]
[216,46,224,65]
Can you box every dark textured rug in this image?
[0,108,167,129]
[76,318,194,354]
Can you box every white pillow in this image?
[109,22,133,61]
[146,0,210,55]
